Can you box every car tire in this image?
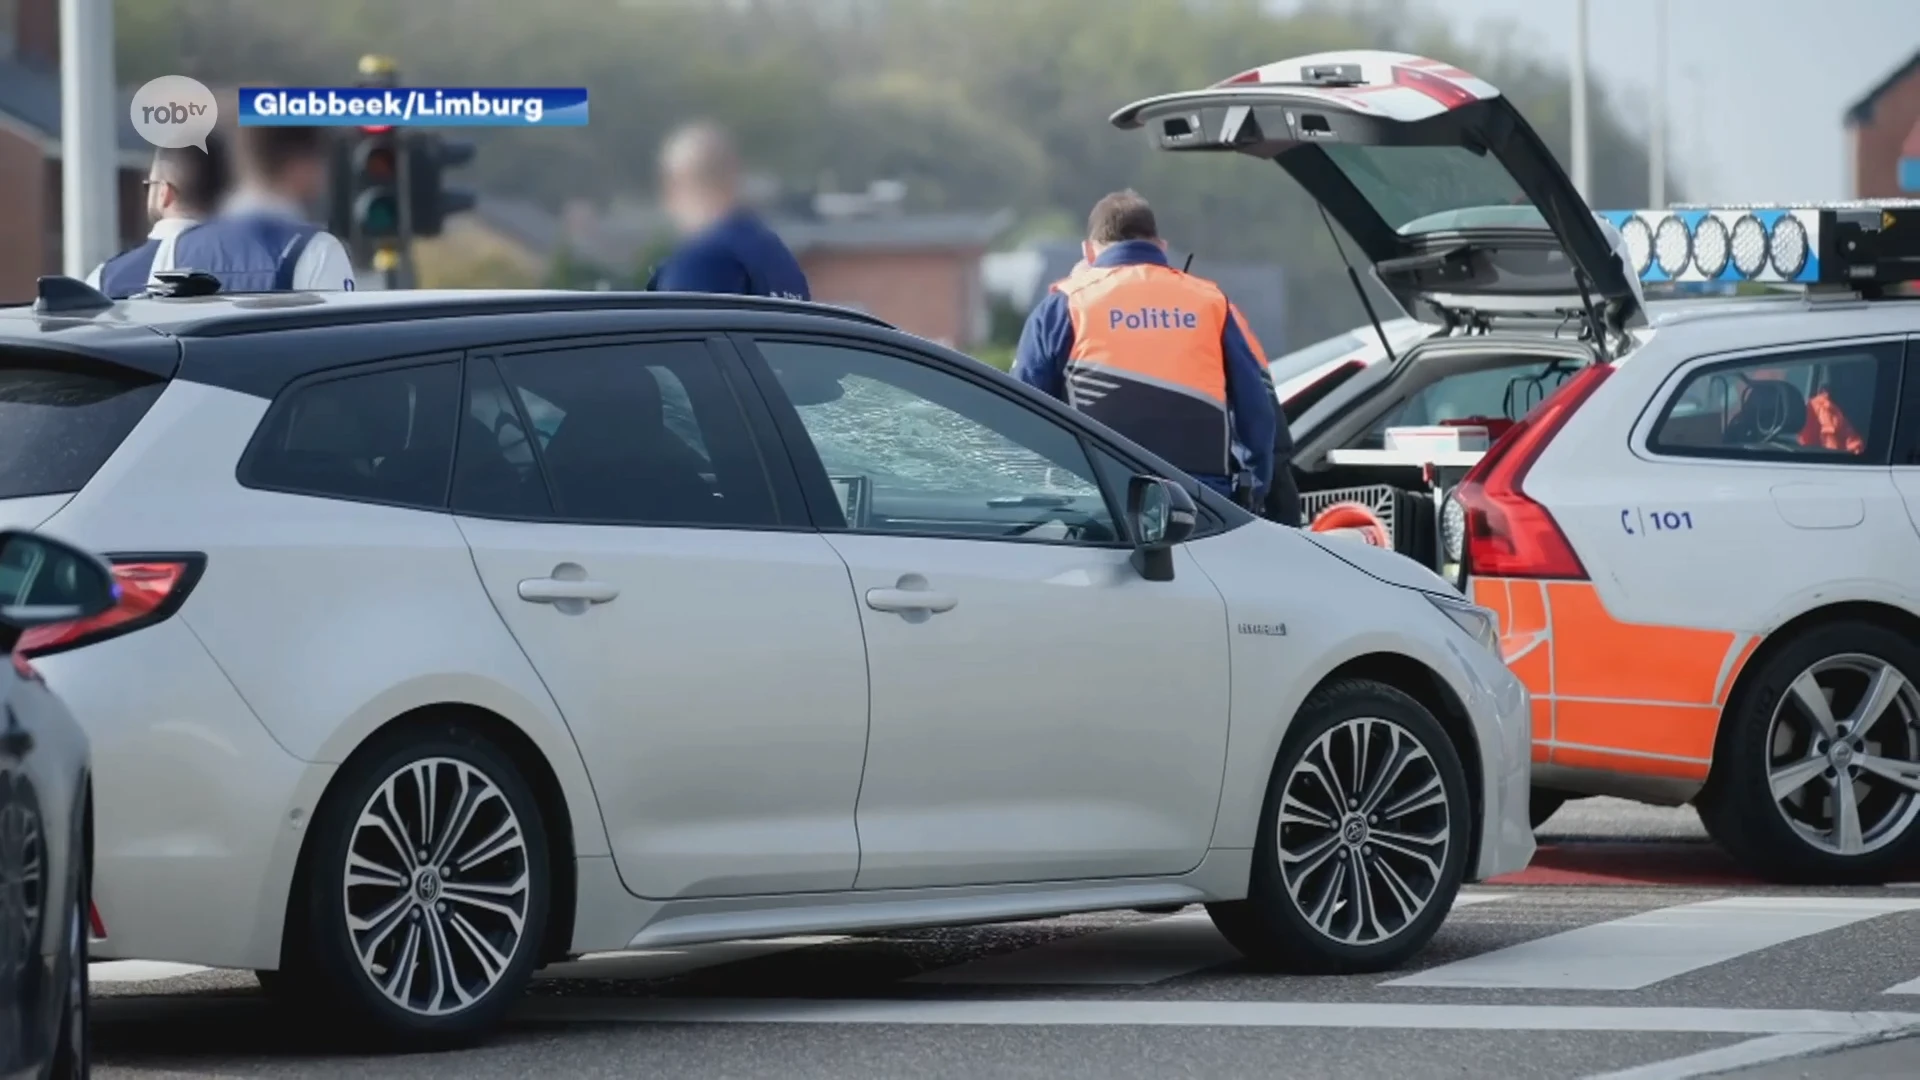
[1207,678,1471,975]
[1699,621,1920,884]
[274,722,551,1047]
[1529,789,1569,830]
[48,832,89,1079]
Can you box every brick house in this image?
[779,210,1013,349]
[1845,49,1920,198]
[431,190,1012,349]
[0,0,153,302]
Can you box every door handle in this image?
[520,579,620,604]
[519,563,619,612]
[865,588,958,614]
[864,573,957,619]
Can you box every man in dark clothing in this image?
[164,125,356,292]
[647,122,810,300]
[87,137,228,298]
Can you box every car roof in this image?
[0,287,891,339]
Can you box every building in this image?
[1845,49,1920,198]
[426,183,1012,349]
[780,206,1012,349]
[0,0,156,302]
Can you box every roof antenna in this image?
[1314,202,1397,365]
[1181,252,1194,273]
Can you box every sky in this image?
[1282,0,1920,204]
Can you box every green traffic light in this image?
[355,190,399,238]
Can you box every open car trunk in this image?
[1114,50,1640,569]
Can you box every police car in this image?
[1117,50,1920,883]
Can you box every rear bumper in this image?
[35,619,332,971]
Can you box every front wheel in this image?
[1208,679,1471,974]
[48,845,89,1079]
[273,724,552,1047]
[1699,621,1920,884]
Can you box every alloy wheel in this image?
[343,757,530,1017]
[1276,716,1451,945]
[1766,653,1920,857]
[0,778,43,982]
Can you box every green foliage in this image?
[117,0,1678,345]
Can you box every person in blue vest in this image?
[156,125,356,292]
[86,137,228,298]
[646,122,809,300]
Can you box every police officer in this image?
[647,121,810,300]
[154,125,356,292]
[1015,191,1297,521]
[88,138,228,298]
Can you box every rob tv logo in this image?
[130,75,220,151]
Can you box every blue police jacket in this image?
[97,239,162,299]
[1013,240,1276,497]
[170,214,321,292]
[647,209,810,300]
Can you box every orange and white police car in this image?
[1116,49,1920,883]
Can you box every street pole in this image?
[59,0,118,279]
[1570,0,1591,200]
[1649,0,1668,208]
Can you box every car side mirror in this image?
[0,530,118,636]
[1127,475,1196,582]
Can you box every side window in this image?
[451,341,776,528]
[1648,342,1901,464]
[246,361,459,508]
[756,339,1120,543]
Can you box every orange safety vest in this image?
[1057,262,1234,476]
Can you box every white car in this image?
[0,276,1532,1042]
[1117,48,1920,882]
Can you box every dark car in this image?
[0,529,118,1080]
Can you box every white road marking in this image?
[1581,1032,1893,1080]
[89,961,213,983]
[1882,973,1920,995]
[1383,895,1920,990]
[910,892,1511,987]
[511,997,1920,1036]
[539,935,846,981]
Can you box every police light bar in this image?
[1599,201,1920,290]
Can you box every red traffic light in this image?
[360,124,394,134]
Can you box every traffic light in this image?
[352,125,404,244]
[407,134,477,238]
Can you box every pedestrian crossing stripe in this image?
[88,891,1920,997]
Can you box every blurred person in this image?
[1014,190,1296,523]
[156,125,356,292]
[87,136,229,298]
[647,121,809,300]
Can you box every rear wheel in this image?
[1208,679,1470,974]
[1700,621,1920,884]
[270,724,551,1047]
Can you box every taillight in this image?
[14,555,204,659]
[1454,366,1612,580]
[89,901,107,940]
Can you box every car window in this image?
[1364,359,1586,447]
[452,341,775,527]
[1649,342,1900,463]
[0,352,166,500]
[756,339,1121,543]
[246,361,459,508]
